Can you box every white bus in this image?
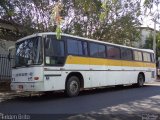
[10,32,156,97]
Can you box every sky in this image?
[141,0,160,31]
[142,12,160,31]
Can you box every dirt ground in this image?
[0,81,10,91]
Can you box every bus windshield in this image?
[44,35,65,66]
[15,36,42,67]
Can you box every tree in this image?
[0,0,142,46]
[143,32,160,59]
[144,0,160,12]
[62,0,141,46]
[143,0,160,25]
[0,39,6,51]
[0,0,54,36]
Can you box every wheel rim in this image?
[69,80,78,94]
[139,75,144,86]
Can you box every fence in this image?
[0,54,14,81]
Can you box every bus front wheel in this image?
[65,76,80,97]
[137,74,144,87]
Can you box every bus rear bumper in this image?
[10,82,45,92]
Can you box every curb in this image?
[0,91,43,102]
[0,91,17,102]
[0,91,29,102]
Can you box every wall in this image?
[0,40,15,55]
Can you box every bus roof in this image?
[17,32,154,53]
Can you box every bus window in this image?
[67,38,83,55]
[107,45,120,59]
[151,53,155,62]
[89,43,106,58]
[90,43,99,57]
[45,36,65,66]
[121,48,133,60]
[98,44,106,58]
[134,51,142,61]
[82,41,88,56]
[143,52,151,62]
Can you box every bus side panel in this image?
[64,64,92,88]
[43,68,66,91]
[116,71,137,84]
[81,71,92,88]
[89,65,107,87]
[145,68,156,82]
[121,61,137,84]
[106,66,122,85]
[145,71,151,82]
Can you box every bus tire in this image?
[137,73,144,87]
[65,76,80,97]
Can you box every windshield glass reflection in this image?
[15,36,42,67]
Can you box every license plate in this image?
[18,85,23,91]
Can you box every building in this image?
[134,27,159,48]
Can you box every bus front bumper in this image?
[10,82,45,92]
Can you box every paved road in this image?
[0,82,160,120]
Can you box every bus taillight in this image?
[34,77,39,80]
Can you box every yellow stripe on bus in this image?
[66,56,156,68]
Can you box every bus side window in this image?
[151,53,155,62]
[67,38,83,56]
[134,51,142,61]
[89,43,99,57]
[82,41,88,56]
[98,44,106,58]
[121,48,133,60]
[143,52,151,62]
[107,45,120,59]
[89,43,106,58]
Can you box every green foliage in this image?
[143,34,153,49]
[143,0,160,9]
[51,1,63,39]
[99,0,109,22]
[0,0,53,35]
[56,25,62,39]
[143,0,160,21]
[143,33,160,59]
[0,0,141,46]
[63,0,141,46]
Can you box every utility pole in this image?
[153,19,156,62]
[152,13,160,62]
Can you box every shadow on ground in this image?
[0,84,160,120]
[1,85,160,103]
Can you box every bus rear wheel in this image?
[65,76,80,97]
[137,74,144,87]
